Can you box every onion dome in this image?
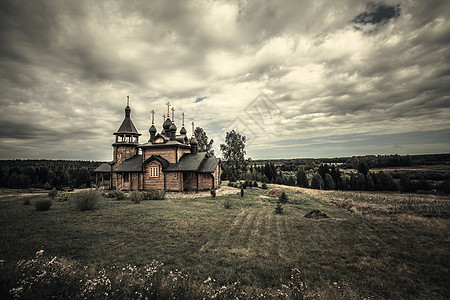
[180,126,187,135]
[163,118,172,131]
[149,124,157,134]
[190,136,198,145]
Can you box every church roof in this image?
[144,155,170,169]
[93,163,111,173]
[114,106,141,135]
[165,152,207,172]
[113,155,143,172]
[198,157,221,173]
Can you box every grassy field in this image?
[0,184,449,299]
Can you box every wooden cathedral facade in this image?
[94,99,223,192]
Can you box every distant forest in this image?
[1,154,449,193]
[243,154,450,194]
[0,160,101,189]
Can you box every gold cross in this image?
[171,107,175,121]
[182,112,185,126]
[191,121,195,136]
[162,114,166,122]
[127,95,130,106]
[166,101,170,118]
[151,110,155,124]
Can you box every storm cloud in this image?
[0,0,449,160]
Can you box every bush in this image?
[143,190,165,200]
[253,181,258,188]
[23,198,31,205]
[274,202,284,214]
[210,189,216,199]
[35,199,52,211]
[279,191,288,204]
[130,191,144,204]
[223,199,232,209]
[58,191,70,202]
[240,187,244,197]
[43,182,52,190]
[261,183,268,189]
[73,190,101,211]
[106,190,126,200]
[48,188,58,199]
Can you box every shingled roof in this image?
[165,152,207,172]
[144,155,170,169]
[199,157,221,173]
[114,106,141,135]
[93,163,111,173]
[113,155,143,172]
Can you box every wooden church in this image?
[94,98,223,192]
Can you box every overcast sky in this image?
[1,0,449,161]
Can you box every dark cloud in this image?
[0,0,449,160]
[353,2,400,25]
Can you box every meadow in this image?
[0,184,448,299]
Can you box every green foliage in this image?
[43,182,52,190]
[261,183,268,189]
[399,174,417,193]
[58,191,70,202]
[210,189,216,199]
[240,187,244,197]
[296,168,309,188]
[23,198,30,205]
[73,190,101,211]
[194,127,215,157]
[279,191,288,204]
[223,199,232,209]
[220,130,247,181]
[311,174,324,190]
[274,202,284,214]
[357,161,370,175]
[130,191,144,204]
[107,190,126,200]
[48,188,58,199]
[35,199,52,211]
[253,181,258,188]
[324,174,335,190]
[437,180,450,194]
[143,190,165,200]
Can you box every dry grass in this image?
[0,185,449,299]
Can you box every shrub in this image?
[73,190,101,211]
[223,199,232,209]
[274,202,284,214]
[23,198,31,205]
[107,190,126,200]
[43,182,52,190]
[58,191,70,202]
[48,188,58,199]
[35,199,52,211]
[130,191,144,204]
[253,181,258,188]
[261,183,268,189]
[279,191,288,204]
[210,189,216,199]
[143,190,165,200]
[240,187,244,198]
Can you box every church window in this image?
[150,167,159,177]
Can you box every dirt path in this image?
[165,185,239,199]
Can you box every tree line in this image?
[0,160,99,189]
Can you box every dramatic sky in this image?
[1,0,449,160]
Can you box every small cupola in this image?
[190,121,198,154]
[148,109,157,142]
[114,96,141,144]
[180,112,187,135]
